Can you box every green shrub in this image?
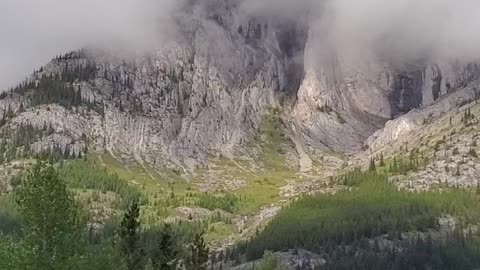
[196,193,239,213]
[58,160,144,209]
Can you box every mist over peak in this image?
[2,0,480,90]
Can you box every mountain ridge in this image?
[0,0,479,183]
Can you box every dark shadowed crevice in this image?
[238,15,308,99]
[431,68,442,101]
[275,21,308,97]
[389,72,424,116]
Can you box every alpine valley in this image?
[2,1,480,269]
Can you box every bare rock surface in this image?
[228,249,325,270]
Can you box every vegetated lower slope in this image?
[0,161,217,270]
[231,171,480,269]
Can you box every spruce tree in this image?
[17,103,25,114]
[119,201,146,270]
[379,153,385,167]
[0,110,6,127]
[6,104,14,118]
[151,223,178,270]
[369,158,376,172]
[186,233,209,270]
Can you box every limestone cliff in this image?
[1,0,479,170]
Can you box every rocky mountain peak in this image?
[0,1,479,171]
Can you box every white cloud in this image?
[0,0,181,90]
[2,0,480,90]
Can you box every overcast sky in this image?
[1,0,480,90]
[243,0,480,62]
[0,0,181,90]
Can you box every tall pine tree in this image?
[369,158,376,172]
[151,223,178,270]
[119,201,146,270]
[186,233,209,270]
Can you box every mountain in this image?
[1,0,479,171]
[3,0,480,269]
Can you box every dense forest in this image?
[231,171,480,269]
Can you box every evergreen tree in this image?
[63,145,71,159]
[6,104,14,118]
[17,103,25,114]
[391,156,398,172]
[48,123,55,135]
[119,201,146,270]
[0,110,6,127]
[368,158,376,172]
[151,223,178,270]
[379,153,385,167]
[186,232,209,270]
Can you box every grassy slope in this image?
[74,109,304,244]
[93,109,300,216]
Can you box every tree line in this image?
[229,170,480,269]
[0,161,211,270]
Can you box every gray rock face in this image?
[1,0,479,166]
[366,78,480,154]
[291,21,480,153]
[228,249,325,270]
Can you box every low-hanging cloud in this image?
[242,0,480,64]
[0,0,182,90]
[326,0,480,63]
[2,0,480,90]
